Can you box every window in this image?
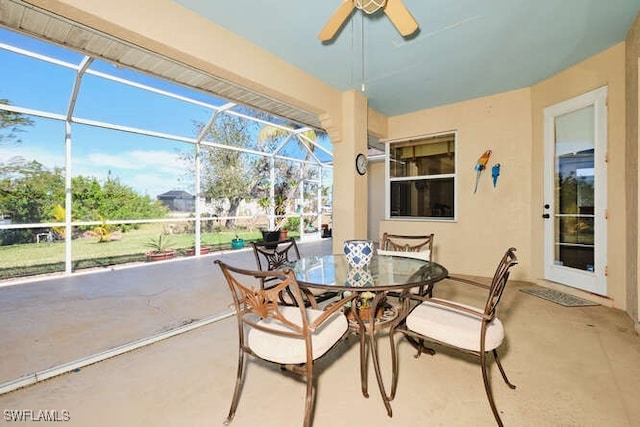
[387,132,456,220]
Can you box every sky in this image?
[0,28,333,199]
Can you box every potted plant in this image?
[231,235,245,249]
[346,291,384,322]
[260,229,281,248]
[145,234,176,262]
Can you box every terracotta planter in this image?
[185,246,212,256]
[280,229,288,240]
[346,305,384,322]
[145,249,176,262]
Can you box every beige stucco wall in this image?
[367,159,386,241]
[378,43,628,309]
[626,17,640,326]
[531,43,627,309]
[381,88,533,281]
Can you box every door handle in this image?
[542,213,550,219]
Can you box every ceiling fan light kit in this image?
[318,0,418,41]
[355,0,387,14]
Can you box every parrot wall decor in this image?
[492,163,501,187]
[473,149,492,193]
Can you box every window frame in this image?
[385,131,458,222]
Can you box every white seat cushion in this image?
[377,248,431,261]
[248,306,348,364]
[406,300,504,352]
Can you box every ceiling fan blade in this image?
[318,1,355,41]
[384,0,419,37]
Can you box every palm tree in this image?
[257,124,326,228]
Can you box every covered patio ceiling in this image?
[176,0,640,116]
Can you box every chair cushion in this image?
[377,248,431,261]
[406,300,504,352]
[248,306,348,364]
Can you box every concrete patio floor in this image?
[1,238,639,426]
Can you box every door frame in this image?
[543,86,608,296]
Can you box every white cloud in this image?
[0,145,65,168]
[85,153,138,170]
[129,172,192,198]
[127,150,188,175]
[78,150,190,196]
[83,150,186,173]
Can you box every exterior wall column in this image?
[626,19,640,332]
[330,89,368,254]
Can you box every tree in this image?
[257,124,324,227]
[0,99,34,144]
[72,175,168,226]
[184,112,327,230]
[0,157,65,222]
[0,158,169,244]
[189,113,267,228]
[0,157,65,244]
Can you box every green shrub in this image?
[286,216,300,230]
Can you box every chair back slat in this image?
[253,238,301,273]
[380,232,433,259]
[217,260,308,336]
[484,247,518,318]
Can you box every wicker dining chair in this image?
[252,238,338,305]
[388,247,518,427]
[216,260,355,427]
[377,232,435,296]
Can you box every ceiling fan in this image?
[318,0,419,42]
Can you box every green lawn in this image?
[0,224,290,280]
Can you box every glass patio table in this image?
[286,254,448,417]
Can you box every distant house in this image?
[157,190,195,212]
